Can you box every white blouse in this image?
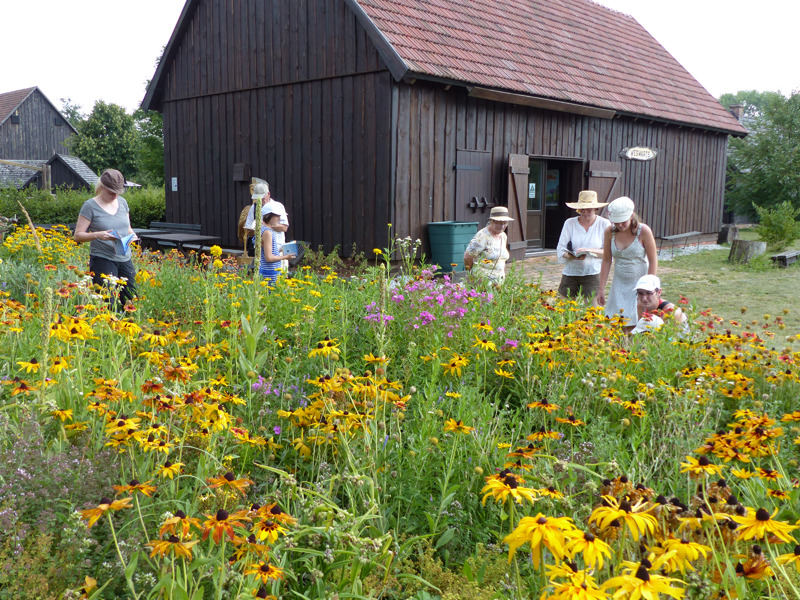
[556,216,611,276]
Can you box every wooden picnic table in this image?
[136,231,221,255]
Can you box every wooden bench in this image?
[149,222,202,234]
[770,250,800,268]
[659,231,702,256]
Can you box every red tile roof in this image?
[0,87,35,126]
[353,0,746,134]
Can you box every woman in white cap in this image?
[73,169,138,308]
[597,196,657,328]
[556,190,610,303]
[463,206,514,285]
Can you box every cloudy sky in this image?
[2,0,797,115]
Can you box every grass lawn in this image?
[660,236,800,337]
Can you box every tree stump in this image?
[728,239,766,264]
[717,224,739,245]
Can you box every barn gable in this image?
[0,87,77,160]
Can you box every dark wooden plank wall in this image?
[0,90,73,160]
[159,0,392,250]
[391,82,729,243]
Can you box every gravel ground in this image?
[658,244,725,261]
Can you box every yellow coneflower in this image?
[731,468,755,479]
[112,479,157,497]
[441,353,469,377]
[494,368,514,379]
[538,486,564,499]
[589,496,658,541]
[202,508,250,543]
[555,414,585,427]
[159,510,203,539]
[503,513,576,567]
[602,564,684,599]
[527,428,561,442]
[679,455,725,478]
[147,535,199,559]
[776,545,800,569]
[445,391,461,398]
[244,561,284,584]
[527,399,560,413]
[79,497,133,528]
[252,519,288,544]
[736,545,774,579]
[481,473,538,506]
[443,419,475,434]
[756,467,782,482]
[564,531,612,570]
[362,352,389,364]
[51,408,73,422]
[308,337,340,358]
[77,575,97,599]
[49,356,70,375]
[658,537,712,573]
[16,358,40,373]
[545,581,608,600]
[767,488,790,501]
[472,336,497,352]
[155,460,184,479]
[473,321,494,332]
[207,472,254,495]
[258,503,297,526]
[731,507,798,543]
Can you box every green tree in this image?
[718,89,783,121]
[59,98,84,129]
[69,101,138,178]
[133,109,164,186]
[725,91,800,218]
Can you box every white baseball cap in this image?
[608,196,635,223]
[635,274,661,292]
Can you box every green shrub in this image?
[0,186,165,229]
[754,200,800,249]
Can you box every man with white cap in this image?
[632,274,687,332]
[244,180,290,271]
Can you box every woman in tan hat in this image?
[556,190,611,303]
[464,206,514,285]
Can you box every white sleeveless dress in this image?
[605,228,648,326]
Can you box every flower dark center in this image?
[503,475,518,489]
[752,544,762,555]
[584,532,595,542]
[260,564,271,572]
[270,505,284,515]
[175,510,186,519]
[100,497,112,505]
[698,456,711,466]
[216,509,229,521]
[224,472,235,482]
[168,535,180,543]
[635,565,650,582]
[537,516,548,525]
[129,479,140,487]
[755,508,771,522]
[620,500,632,513]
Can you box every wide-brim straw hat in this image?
[565,190,608,210]
[489,206,514,222]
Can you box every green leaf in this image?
[124,551,139,582]
[435,528,454,549]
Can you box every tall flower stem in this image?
[107,514,139,599]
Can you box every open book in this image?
[566,249,591,258]
[111,230,136,254]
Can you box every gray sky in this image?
[2,0,797,116]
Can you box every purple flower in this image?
[505,339,519,349]
[273,425,281,435]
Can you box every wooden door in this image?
[455,150,492,225]
[525,159,545,249]
[587,160,623,205]
[506,154,530,260]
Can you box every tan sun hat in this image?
[489,206,514,222]
[565,190,608,210]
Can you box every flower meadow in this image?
[1,226,800,600]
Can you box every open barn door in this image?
[587,160,622,204]
[506,154,529,261]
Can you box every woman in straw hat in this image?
[556,190,611,303]
[463,206,514,285]
[597,196,658,328]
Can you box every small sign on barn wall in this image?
[619,147,660,161]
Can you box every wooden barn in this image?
[143,0,747,255]
[0,87,76,161]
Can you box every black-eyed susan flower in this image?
[736,545,774,579]
[555,414,585,427]
[147,535,199,559]
[207,472,254,495]
[441,353,469,377]
[252,519,288,544]
[472,336,497,352]
[16,358,40,373]
[756,467,782,482]
[49,356,70,375]
[79,496,133,528]
[658,536,712,573]
[602,564,684,599]
[494,368,514,379]
[538,486,564,499]
[155,460,184,479]
[776,544,800,569]
[564,531,612,570]
[77,575,97,599]
[308,337,340,358]
[51,408,73,422]
[588,495,658,541]
[527,398,560,413]
[731,468,755,479]
[481,473,537,506]
[767,488,790,501]
[159,510,203,538]
[244,561,284,584]
[363,352,389,364]
[202,508,250,543]
[503,513,576,567]
[443,419,475,435]
[679,455,725,478]
[544,581,608,600]
[259,503,297,526]
[112,479,157,497]
[731,507,798,543]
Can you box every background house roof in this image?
[350,0,747,135]
[0,87,36,126]
[54,154,100,187]
[0,159,46,188]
